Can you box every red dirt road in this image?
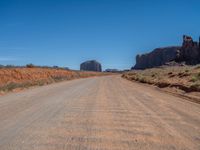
[0,75,200,150]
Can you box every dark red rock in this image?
[133,35,200,70]
[176,35,200,64]
[133,46,180,69]
[80,60,102,72]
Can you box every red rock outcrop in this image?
[133,46,180,69]
[80,60,102,72]
[176,35,200,64]
[133,35,200,70]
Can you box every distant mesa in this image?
[132,35,200,69]
[80,60,102,72]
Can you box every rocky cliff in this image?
[133,46,180,69]
[133,35,200,69]
[176,35,200,64]
[80,60,102,72]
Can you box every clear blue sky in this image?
[0,0,200,70]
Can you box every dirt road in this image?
[0,75,200,150]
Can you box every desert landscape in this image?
[1,1,200,150]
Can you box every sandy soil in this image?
[0,67,106,93]
[0,75,199,150]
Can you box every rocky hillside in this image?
[80,60,102,72]
[133,35,200,69]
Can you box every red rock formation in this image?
[133,35,200,70]
[133,46,180,69]
[176,35,200,64]
[80,60,102,72]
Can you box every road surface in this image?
[0,75,200,150]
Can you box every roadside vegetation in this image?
[0,66,109,94]
[122,65,200,93]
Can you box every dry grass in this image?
[0,68,109,93]
[122,65,200,92]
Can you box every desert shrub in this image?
[178,72,184,76]
[168,72,173,75]
[194,65,200,69]
[190,76,198,82]
[26,63,35,68]
[127,72,136,76]
[138,77,148,83]
[156,82,170,88]
[190,83,200,91]
[0,82,31,91]
[169,74,176,78]
[190,73,200,82]
[121,74,125,78]
[178,71,190,78]
[37,80,48,86]
[197,72,200,77]
[130,76,136,80]
[195,73,200,80]
[0,81,42,92]
[185,69,189,72]
[1,83,19,91]
[52,76,69,82]
[151,72,158,77]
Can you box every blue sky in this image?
[0,0,200,70]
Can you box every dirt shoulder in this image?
[122,65,200,104]
[0,67,109,95]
